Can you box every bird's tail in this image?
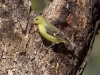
[65,37,76,47]
[69,41,76,47]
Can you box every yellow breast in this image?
[38,25,61,43]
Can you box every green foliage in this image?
[30,0,46,11]
[83,30,100,75]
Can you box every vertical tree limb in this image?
[0,0,100,75]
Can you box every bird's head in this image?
[34,16,45,25]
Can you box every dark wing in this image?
[45,26,66,41]
[45,25,76,46]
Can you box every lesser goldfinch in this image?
[34,16,76,47]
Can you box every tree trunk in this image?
[0,0,100,75]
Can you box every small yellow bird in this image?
[34,16,76,47]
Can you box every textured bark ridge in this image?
[0,0,100,75]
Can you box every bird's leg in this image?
[44,43,55,50]
[48,43,55,48]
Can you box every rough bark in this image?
[0,0,100,75]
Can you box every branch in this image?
[0,0,100,75]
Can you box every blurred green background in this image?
[30,0,47,14]
[30,0,100,75]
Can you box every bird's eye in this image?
[36,18,38,20]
